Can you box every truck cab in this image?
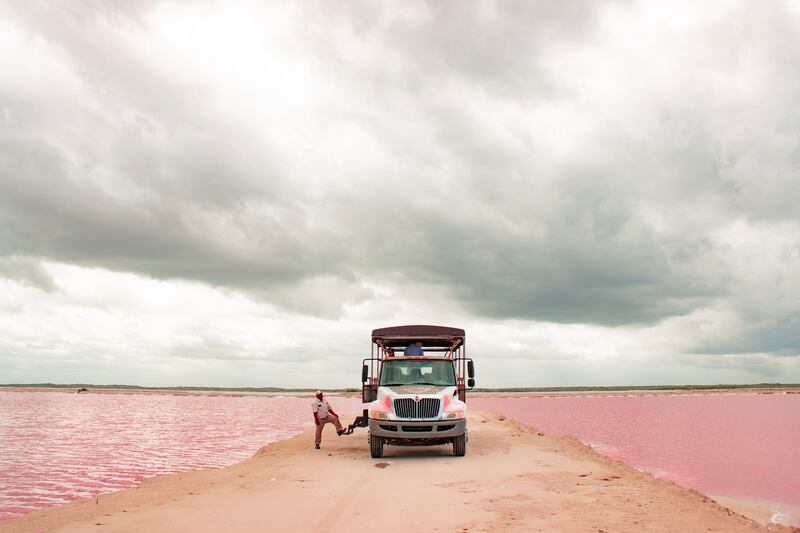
[361,325,475,458]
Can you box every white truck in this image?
[361,325,475,458]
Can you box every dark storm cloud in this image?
[1,0,800,353]
[0,256,56,291]
[697,315,800,357]
[0,2,610,294]
[0,1,340,293]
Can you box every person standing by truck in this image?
[312,390,345,449]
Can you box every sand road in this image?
[0,411,783,533]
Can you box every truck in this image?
[360,325,476,458]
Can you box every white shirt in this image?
[311,398,331,418]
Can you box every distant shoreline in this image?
[1,382,798,397]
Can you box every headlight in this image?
[369,410,390,419]
[445,411,464,419]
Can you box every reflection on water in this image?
[472,393,800,526]
[0,392,363,520]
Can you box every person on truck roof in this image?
[403,341,424,356]
[312,390,345,449]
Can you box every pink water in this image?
[473,393,800,524]
[0,392,363,521]
[2,392,799,525]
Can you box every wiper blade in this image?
[382,383,407,386]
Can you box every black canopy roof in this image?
[371,325,465,348]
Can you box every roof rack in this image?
[363,324,472,403]
[371,324,465,359]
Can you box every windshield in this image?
[379,359,456,387]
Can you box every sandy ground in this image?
[1,411,793,533]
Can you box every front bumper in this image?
[368,418,466,439]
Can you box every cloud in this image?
[0,256,56,292]
[1,1,800,385]
[689,220,800,357]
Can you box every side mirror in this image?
[361,364,368,383]
[468,378,475,389]
[362,384,377,403]
[467,360,475,378]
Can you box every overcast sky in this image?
[1,1,799,388]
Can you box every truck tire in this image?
[369,432,383,458]
[453,433,466,456]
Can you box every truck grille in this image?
[393,398,440,419]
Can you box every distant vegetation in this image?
[472,383,800,392]
[1,383,797,393]
[0,383,360,393]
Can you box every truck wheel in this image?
[369,432,383,458]
[453,433,466,456]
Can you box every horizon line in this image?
[2,382,799,392]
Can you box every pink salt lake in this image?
[473,393,800,525]
[1,391,798,525]
[0,392,363,520]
